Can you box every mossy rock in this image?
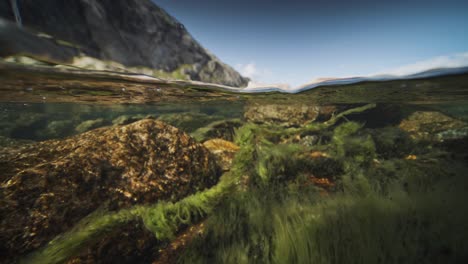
[0,120,221,263]
[399,111,467,141]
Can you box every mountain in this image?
[236,66,468,94]
[0,0,249,87]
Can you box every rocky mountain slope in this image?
[0,0,249,87]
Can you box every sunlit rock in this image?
[0,119,220,263]
[203,138,240,171]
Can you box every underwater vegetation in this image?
[20,104,468,264]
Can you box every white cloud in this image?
[235,52,468,92]
[238,62,257,78]
[374,52,468,76]
[236,62,273,81]
[235,61,293,89]
[235,62,294,90]
[245,81,291,90]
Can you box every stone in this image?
[399,111,467,141]
[244,103,326,127]
[0,119,220,263]
[203,139,240,171]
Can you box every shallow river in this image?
[1,71,468,263]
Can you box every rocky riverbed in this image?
[0,96,467,263]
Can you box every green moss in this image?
[179,104,468,263]
[24,172,237,264]
[180,162,468,264]
[369,127,416,159]
[273,187,468,264]
[142,64,194,81]
[24,103,468,264]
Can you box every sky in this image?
[154,0,468,87]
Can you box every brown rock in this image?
[203,139,240,171]
[399,111,467,140]
[0,119,220,262]
[244,103,335,127]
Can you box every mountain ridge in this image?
[0,0,249,87]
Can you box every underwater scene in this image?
[2,0,468,263]
[1,68,468,263]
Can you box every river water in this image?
[1,71,468,263]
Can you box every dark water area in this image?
[1,74,468,263]
[0,101,245,142]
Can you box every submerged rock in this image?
[203,139,240,171]
[436,127,468,141]
[399,111,467,141]
[0,119,220,262]
[244,103,336,127]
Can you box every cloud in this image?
[236,62,272,81]
[244,81,291,90]
[235,62,293,90]
[374,52,468,76]
[238,62,257,78]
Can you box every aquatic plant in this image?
[23,172,237,264]
[178,105,468,263]
[272,186,468,264]
[23,119,263,263]
[190,118,243,142]
[179,145,468,264]
[26,103,465,264]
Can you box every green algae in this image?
[179,121,468,264]
[22,103,468,263]
[23,172,237,264]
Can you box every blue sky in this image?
[155,0,468,87]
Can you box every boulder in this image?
[0,119,220,262]
[203,139,240,171]
[399,111,468,141]
[244,103,336,127]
